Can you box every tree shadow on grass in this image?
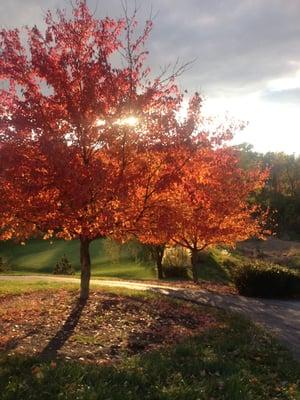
[2,327,44,356]
[2,312,299,400]
[124,296,212,355]
[39,297,87,359]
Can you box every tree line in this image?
[236,144,300,239]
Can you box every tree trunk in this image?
[156,246,164,279]
[80,238,91,300]
[150,244,165,279]
[191,248,199,283]
[157,257,164,279]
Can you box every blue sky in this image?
[1,0,299,154]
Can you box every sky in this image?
[0,0,299,154]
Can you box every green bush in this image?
[162,246,191,267]
[53,255,75,275]
[0,257,11,273]
[162,246,190,279]
[233,260,300,298]
[162,265,189,279]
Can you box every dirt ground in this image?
[0,290,216,364]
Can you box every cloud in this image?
[143,0,300,96]
[262,88,300,104]
[1,0,300,97]
[1,0,299,154]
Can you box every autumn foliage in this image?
[0,1,268,296]
[168,148,268,281]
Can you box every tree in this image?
[147,244,165,279]
[0,1,201,298]
[133,102,250,280]
[235,145,300,237]
[168,147,269,282]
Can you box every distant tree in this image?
[149,244,166,279]
[235,145,300,237]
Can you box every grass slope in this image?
[0,239,156,280]
[2,238,297,284]
[0,239,238,284]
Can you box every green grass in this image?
[1,238,298,286]
[0,239,236,283]
[0,305,299,399]
[0,280,78,295]
[0,239,156,280]
[0,279,155,299]
[0,281,299,399]
[0,239,242,284]
[196,248,245,284]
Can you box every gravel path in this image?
[1,275,299,361]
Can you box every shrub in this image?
[162,246,190,279]
[53,255,75,275]
[102,238,121,264]
[233,260,300,298]
[222,259,239,269]
[0,257,11,273]
[0,257,11,272]
[163,265,189,279]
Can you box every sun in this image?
[95,116,139,127]
[116,116,139,126]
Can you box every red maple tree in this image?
[0,1,268,293]
[134,123,268,281]
[0,1,202,298]
[165,147,269,282]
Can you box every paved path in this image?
[156,287,300,361]
[1,275,299,361]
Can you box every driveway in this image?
[155,287,300,361]
[1,275,299,361]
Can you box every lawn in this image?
[0,239,237,283]
[0,281,299,400]
[0,239,156,280]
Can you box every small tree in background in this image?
[149,244,166,279]
[0,257,11,273]
[53,255,75,275]
[162,246,190,279]
[102,238,122,264]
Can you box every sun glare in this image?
[95,116,139,127]
[116,116,139,126]
[95,119,106,127]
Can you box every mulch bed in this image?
[0,290,216,364]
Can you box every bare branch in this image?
[157,58,197,86]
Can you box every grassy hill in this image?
[2,237,298,283]
[0,239,236,283]
[0,239,156,280]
